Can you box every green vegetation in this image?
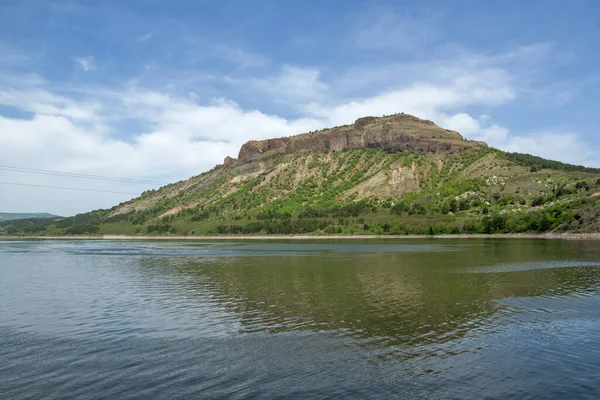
[3,126,600,237]
[500,151,600,173]
[0,217,62,235]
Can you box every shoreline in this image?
[1,233,600,241]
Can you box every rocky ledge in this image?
[226,113,486,165]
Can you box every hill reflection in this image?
[134,240,600,351]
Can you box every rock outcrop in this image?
[223,156,236,166]
[236,113,482,163]
[354,116,377,130]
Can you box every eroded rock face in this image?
[236,113,485,163]
[223,156,236,166]
[354,116,377,130]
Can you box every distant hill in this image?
[2,112,600,236]
[0,213,62,222]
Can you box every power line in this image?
[0,181,140,195]
[0,165,168,185]
[0,165,166,185]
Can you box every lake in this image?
[1,239,600,399]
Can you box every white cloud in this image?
[0,79,326,215]
[355,10,440,51]
[0,89,323,178]
[444,117,598,167]
[0,88,101,120]
[136,33,153,43]
[304,69,515,127]
[72,56,96,72]
[492,131,596,167]
[0,43,29,67]
[250,65,328,104]
[216,46,269,69]
[438,113,481,134]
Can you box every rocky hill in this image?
[236,113,483,164]
[2,113,600,236]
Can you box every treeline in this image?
[53,212,103,234]
[0,204,580,236]
[2,210,107,235]
[206,202,576,236]
[0,213,103,236]
[502,151,600,173]
[479,205,572,233]
[297,201,377,219]
[146,224,176,234]
[213,219,332,235]
[0,217,61,235]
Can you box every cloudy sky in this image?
[1,0,599,216]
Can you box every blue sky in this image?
[1,0,599,215]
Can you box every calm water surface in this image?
[2,239,600,399]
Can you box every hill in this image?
[2,113,600,236]
[0,212,61,222]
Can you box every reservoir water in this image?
[1,239,600,399]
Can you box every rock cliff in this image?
[235,113,484,164]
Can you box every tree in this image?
[459,198,470,211]
[537,213,552,232]
[449,199,458,213]
[531,196,546,207]
[441,202,450,214]
[482,214,507,233]
[409,204,426,215]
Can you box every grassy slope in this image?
[3,146,600,237]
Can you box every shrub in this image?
[531,196,546,207]
[482,214,507,233]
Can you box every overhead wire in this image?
[0,181,140,195]
[0,165,167,185]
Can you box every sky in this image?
[1,0,600,216]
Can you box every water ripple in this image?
[2,239,600,398]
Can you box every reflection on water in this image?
[1,239,600,399]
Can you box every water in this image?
[1,239,600,399]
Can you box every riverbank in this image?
[1,233,600,240]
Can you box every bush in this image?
[459,198,471,211]
[147,224,176,234]
[409,204,426,215]
[482,214,507,233]
[575,181,590,191]
[531,196,547,207]
[391,202,408,214]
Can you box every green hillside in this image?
[2,113,600,237]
